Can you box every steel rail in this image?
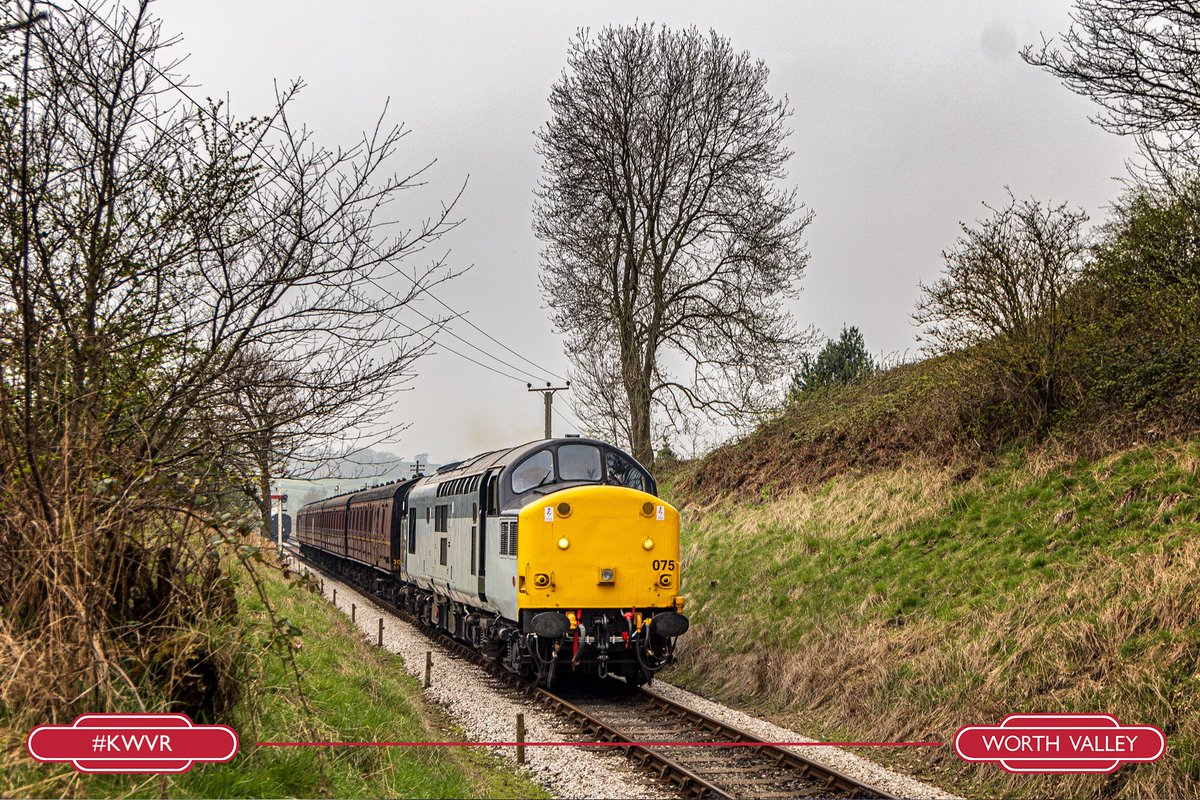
[288,546,896,799]
[634,688,897,798]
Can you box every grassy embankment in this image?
[661,357,1200,800]
[2,551,546,799]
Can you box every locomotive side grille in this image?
[499,519,518,556]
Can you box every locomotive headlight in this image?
[599,567,615,583]
[642,537,654,551]
[557,501,572,517]
[641,501,655,517]
[557,537,570,550]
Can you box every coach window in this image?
[511,449,554,494]
[558,444,602,481]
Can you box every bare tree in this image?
[0,0,457,715]
[1022,1,1200,181]
[219,337,432,543]
[534,24,812,469]
[915,193,1089,428]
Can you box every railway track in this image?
[553,684,891,799]
[286,544,896,799]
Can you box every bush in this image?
[787,326,876,400]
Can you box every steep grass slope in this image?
[667,440,1200,799]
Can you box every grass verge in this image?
[2,552,548,799]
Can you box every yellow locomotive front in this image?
[513,484,688,686]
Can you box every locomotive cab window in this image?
[605,450,649,492]
[558,444,602,481]
[508,443,654,500]
[511,449,553,494]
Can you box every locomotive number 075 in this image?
[652,559,676,571]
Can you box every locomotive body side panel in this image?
[484,512,519,621]
[405,481,438,593]
[406,476,510,616]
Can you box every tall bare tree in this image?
[534,24,812,469]
[1023,1,1200,182]
[915,194,1089,428]
[0,0,456,715]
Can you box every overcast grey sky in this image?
[158,0,1134,465]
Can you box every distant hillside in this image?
[283,449,440,508]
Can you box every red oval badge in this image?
[26,713,238,774]
[954,714,1164,774]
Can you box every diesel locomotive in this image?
[295,436,689,686]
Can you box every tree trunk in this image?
[618,329,655,470]
[626,377,654,471]
[256,457,273,543]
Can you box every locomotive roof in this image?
[426,436,611,482]
[298,436,628,511]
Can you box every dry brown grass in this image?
[681,460,961,571]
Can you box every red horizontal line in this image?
[256,740,944,748]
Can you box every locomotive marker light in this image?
[599,567,615,584]
[642,537,654,550]
[557,537,570,550]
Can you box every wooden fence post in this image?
[516,713,525,764]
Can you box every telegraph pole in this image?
[527,382,570,439]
